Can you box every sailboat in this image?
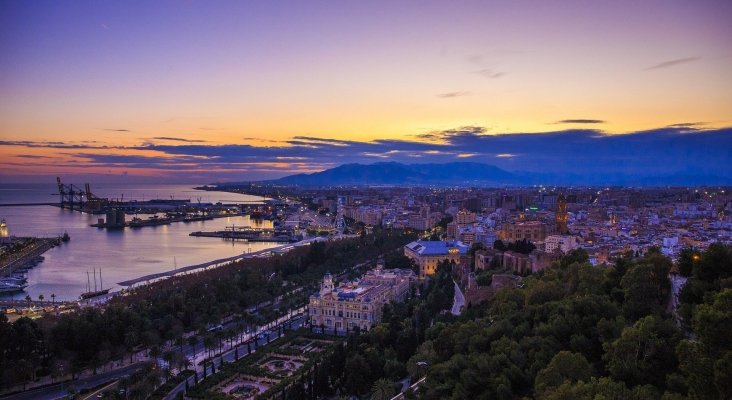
[79,268,110,300]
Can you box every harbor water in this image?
[0,183,279,301]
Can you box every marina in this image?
[0,183,282,301]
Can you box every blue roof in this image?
[406,240,468,256]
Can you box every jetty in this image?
[90,213,223,229]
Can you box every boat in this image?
[0,282,27,293]
[0,276,27,285]
[128,215,172,228]
[0,219,6,228]
[79,289,110,300]
[79,268,110,300]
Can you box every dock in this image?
[189,226,297,242]
[0,237,61,275]
[0,203,57,207]
[90,213,221,229]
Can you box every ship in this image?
[0,282,27,293]
[79,269,110,300]
[127,215,173,228]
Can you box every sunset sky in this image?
[1,0,731,183]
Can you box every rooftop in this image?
[405,240,469,256]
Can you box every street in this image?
[451,280,465,316]
[0,311,307,400]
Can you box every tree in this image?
[188,336,199,358]
[620,264,661,321]
[534,351,592,395]
[603,315,680,389]
[51,293,56,304]
[124,331,139,363]
[692,288,732,353]
[677,340,716,400]
[203,335,215,359]
[344,354,371,394]
[371,378,396,400]
[677,248,698,277]
[694,243,732,284]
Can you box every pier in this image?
[117,237,326,287]
[0,237,61,275]
[0,203,57,207]
[189,226,297,242]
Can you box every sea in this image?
[0,183,280,301]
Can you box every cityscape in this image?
[1,1,731,400]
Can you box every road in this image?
[0,363,141,400]
[451,280,465,316]
[79,381,118,400]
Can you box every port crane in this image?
[55,177,88,210]
[55,177,111,212]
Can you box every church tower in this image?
[320,272,334,296]
[556,194,568,234]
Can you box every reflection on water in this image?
[0,184,279,301]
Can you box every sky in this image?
[0,0,731,183]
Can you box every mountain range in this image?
[264,162,517,186]
[255,162,732,187]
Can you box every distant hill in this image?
[264,162,517,186]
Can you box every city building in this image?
[556,194,569,234]
[407,214,430,230]
[308,267,416,333]
[544,234,578,254]
[499,220,549,242]
[404,240,468,278]
[455,209,476,225]
[475,248,559,274]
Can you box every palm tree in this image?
[51,293,56,304]
[38,294,44,302]
[188,336,199,358]
[203,335,215,359]
[124,331,139,363]
[179,355,192,372]
[149,346,161,364]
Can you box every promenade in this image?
[117,236,328,286]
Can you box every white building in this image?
[309,267,416,333]
[544,235,578,254]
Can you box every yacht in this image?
[0,282,27,293]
